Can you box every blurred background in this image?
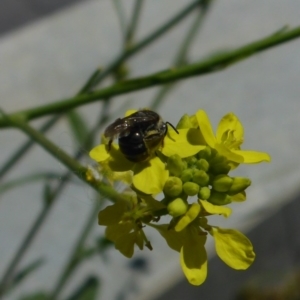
[1,0,300,299]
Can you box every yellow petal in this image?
[106,223,133,242]
[153,224,185,252]
[115,231,136,258]
[89,144,110,162]
[216,112,243,143]
[142,195,166,211]
[98,201,128,225]
[210,227,255,270]
[180,230,207,286]
[161,128,205,158]
[125,109,138,117]
[232,150,271,163]
[231,191,246,202]
[175,203,201,232]
[133,156,169,195]
[176,114,194,129]
[110,170,133,184]
[196,110,216,148]
[107,146,135,172]
[215,143,244,163]
[199,200,231,218]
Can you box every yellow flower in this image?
[90,143,169,194]
[153,224,207,286]
[196,110,271,164]
[89,110,205,195]
[209,227,255,270]
[98,193,163,258]
[91,108,270,286]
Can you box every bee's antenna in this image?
[166,122,179,134]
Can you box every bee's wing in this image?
[104,118,129,138]
[104,111,158,139]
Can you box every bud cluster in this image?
[164,147,251,217]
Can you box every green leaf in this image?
[67,110,90,146]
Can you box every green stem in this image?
[0,115,60,180]
[5,115,122,201]
[124,0,145,49]
[112,0,127,38]
[0,102,109,296]
[74,0,205,91]
[1,25,300,127]
[50,200,102,300]
[151,0,212,110]
[0,0,200,180]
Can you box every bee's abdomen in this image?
[118,131,149,162]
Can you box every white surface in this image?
[1,0,300,299]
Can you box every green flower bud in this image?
[197,146,212,160]
[208,190,232,205]
[176,114,193,129]
[212,174,233,192]
[185,156,197,168]
[182,160,188,170]
[181,168,194,183]
[183,182,199,196]
[209,153,228,165]
[163,177,183,198]
[209,162,231,175]
[198,187,211,200]
[167,197,188,217]
[193,169,209,186]
[227,177,251,195]
[167,154,185,177]
[195,158,209,172]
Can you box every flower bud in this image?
[175,203,201,231]
[208,190,232,205]
[209,162,231,175]
[197,146,211,160]
[186,156,197,168]
[193,169,209,186]
[228,177,251,195]
[198,187,211,200]
[195,158,209,172]
[167,154,185,176]
[167,197,188,217]
[176,114,193,129]
[181,168,194,183]
[210,153,228,165]
[163,177,183,198]
[212,174,233,192]
[183,182,199,196]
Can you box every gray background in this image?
[1,1,300,299]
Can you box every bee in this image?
[104,109,178,162]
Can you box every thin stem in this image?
[0,0,200,180]
[151,0,212,110]
[124,0,145,49]
[80,0,205,91]
[112,0,127,39]
[50,200,102,300]
[0,115,60,180]
[2,24,299,126]
[6,116,121,201]
[0,107,118,298]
